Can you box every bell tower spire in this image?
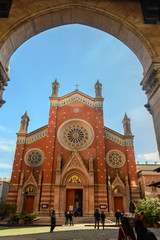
[51,78,60,97]
[19,111,29,133]
[122,113,132,136]
[95,79,102,98]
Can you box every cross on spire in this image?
[75,84,79,90]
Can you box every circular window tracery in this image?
[57,119,94,151]
[25,149,44,167]
[106,150,125,168]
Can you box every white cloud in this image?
[0,125,6,131]
[137,152,159,162]
[0,138,16,153]
[0,163,12,169]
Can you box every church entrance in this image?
[114,196,123,213]
[66,189,83,216]
[24,196,34,213]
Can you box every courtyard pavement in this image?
[0,224,160,240]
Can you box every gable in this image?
[50,91,103,109]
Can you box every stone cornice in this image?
[0,62,9,88]
[104,126,134,146]
[17,125,48,144]
[141,62,160,99]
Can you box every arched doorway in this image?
[66,176,83,216]
[54,151,95,217]
[23,185,35,213]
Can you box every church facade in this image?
[7,80,139,216]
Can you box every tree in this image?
[135,197,160,224]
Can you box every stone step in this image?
[35,216,115,225]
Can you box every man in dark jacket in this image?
[94,209,100,229]
[101,211,105,230]
[50,210,56,233]
[115,209,120,224]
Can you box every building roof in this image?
[136,163,160,172]
[147,181,160,188]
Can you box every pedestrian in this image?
[65,211,69,226]
[115,209,120,224]
[135,219,158,240]
[119,212,123,223]
[140,212,148,228]
[135,213,140,220]
[50,210,56,233]
[118,216,136,240]
[101,211,105,230]
[69,211,74,226]
[94,209,100,229]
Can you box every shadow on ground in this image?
[0,225,160,240]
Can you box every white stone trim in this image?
[24,148,45,167]
[57,119,95,151]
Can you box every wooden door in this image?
[114,197,123,213]
[24,196,34,213]
[66,189,75,212]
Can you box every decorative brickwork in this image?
[8,82,139,217]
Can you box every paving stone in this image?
[0,225,159,240]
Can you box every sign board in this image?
[100,204,107,209]
[41,204,48,209]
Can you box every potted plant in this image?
[0,201,7,220]
[22,213,36,224]
[6,203,17,216]
[10,214,21,224]
[134,197,160,228]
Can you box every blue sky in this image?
[0,24,159,178]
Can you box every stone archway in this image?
[0,1,160,153]
[54,151,95,217]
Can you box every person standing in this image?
[140,212,148,228]
[118,217,136,240]
[101,211,105,230]
[94,209,100,229]
[65,211,69,226]
[115,209,120,224]
[50,210,56,233]
[119,212,123,223]
[69,211,74,226]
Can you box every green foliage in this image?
[10,214,21,223]
[6,203,17,213]
[0,201,7,216]
[135,197,160,224]
[21,213,36,221]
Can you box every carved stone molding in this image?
[0,62,9,107]
[141,62,160,99]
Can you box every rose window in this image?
[106,150,125,168]
[57,119,94,151]
[25,149,44,167]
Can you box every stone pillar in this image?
[54,154,62,216]
[0,62,9,107]
[125,175,130,213]
[88,155,94,216]
[108,175,114,215]
[141,62,160,155]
